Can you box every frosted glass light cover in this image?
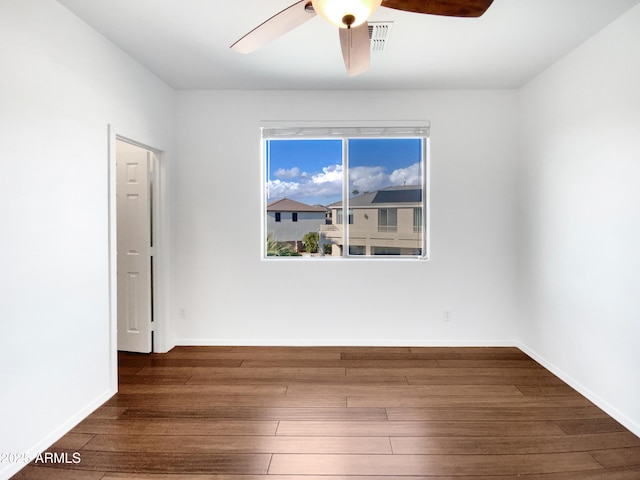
[312,0,382,28]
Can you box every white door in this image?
[116,140,153,353]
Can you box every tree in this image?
[302,232,319,253]
[266,234,299,256]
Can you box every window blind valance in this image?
[261,121,430,139]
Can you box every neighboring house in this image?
[266,198,329,249]
[320,185,423,256]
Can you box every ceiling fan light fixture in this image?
[311,0,382,28]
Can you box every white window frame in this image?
[261,121,430,260]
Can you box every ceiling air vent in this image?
[368,22,393,54]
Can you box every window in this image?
[378,208,397,232]
[263,123,429,259]
[413,207,422,233]
[275,212,281,222]
[336,209,353,225]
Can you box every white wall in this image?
[518,4,640,436]
[172,89,519,345]
[0,0,174,478]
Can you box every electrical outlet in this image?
[178,308,186,319]
[443,309,452,322]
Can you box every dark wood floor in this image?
[12,346,640,479]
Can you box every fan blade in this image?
[230,1,316,53]
[381,0,493,17]
[339,23,371,77]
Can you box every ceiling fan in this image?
[230,0,494,77]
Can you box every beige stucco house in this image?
[320,185,424,256]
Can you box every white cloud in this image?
[267,164,343,202]
[310,164,342,184]
[267,179,300,198]
[304,164,343,198]
[274,167,301,179]
[349,166,387,193]
[389,162,422,186]
[348,163,421,193]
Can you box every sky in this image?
[266,138,423,206]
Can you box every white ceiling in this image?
[56,0,640,90]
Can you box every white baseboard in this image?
[517,342,640,438]
[1,388,116,480]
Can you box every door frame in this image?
[107,125,167,391]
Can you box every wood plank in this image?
[118,374,191,385]
[11,466,104,480]
[240,359,441,368]
[407,373,566,386]
[556,418,628,435]
[591,447,640,468]
[436,359,544,368]
[116,366,143,376]
[187,374,408,385]
[50,433,95,450]
[344,346,528,360]
[39,451,271,475]
[105,393,346,408]
[390,432,640,455]
[287,384,522,396]
[409,346,529,357]
[164,347,342,360]
[72,418,278,436]
[121,406,387,421]
[267,452,602,475]
[117,384,287,395]
[348,394,593,408]
[348,367,554,377]
[232,345,344,354]
[521,468,640,480]
[386,405,611,422]
[83,434,392,454]
[129,358,244,368]
[85,407,128,420]
[276,420,566,437]
[517,385,580,396]
[135,366,346,376]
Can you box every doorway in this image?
[108,125,168,393]
[114,138,159,354]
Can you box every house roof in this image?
[372,186,422,204]
[330,185,422,208]
[267,198,328,213]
